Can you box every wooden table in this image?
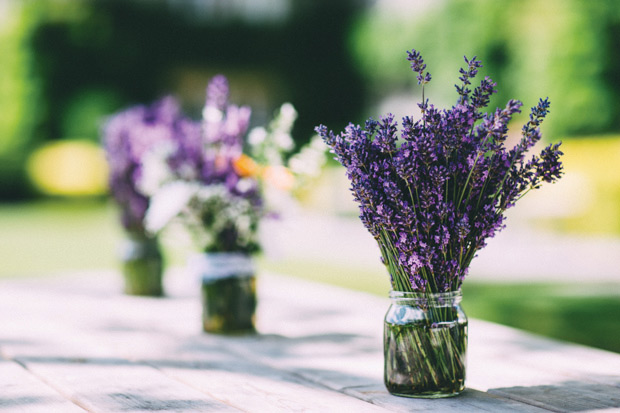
[1,270,620,412]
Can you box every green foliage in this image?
[1,0,369,199]
[61,88,123,139]
[462,282,620,354]
[352,0,620,138]
[0,2,42,197]
[0,1,96,197]
[25,0,367,148]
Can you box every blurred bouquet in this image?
[138,75,326,253]
[102,75,327,304]
[138,75,261,253]
[103,97,195,236]
[102,97,196,295]
[103,74,326,330]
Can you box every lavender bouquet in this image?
[317,49,563,397]
[138,75,326,333]
[102,97,196,295]
[132,76,263,333]
[141,76,327,254]
[103,97,195,235]
[140,75,263,254]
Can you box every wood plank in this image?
[220,332,383,391]
[15,356,240,413]
[491,382,620,412]
[0,359,85,412]
[152,356,389,412]
[0,273,385,412]
[220,320,558,412]
[344,385,551,412]
[2,270,620,412]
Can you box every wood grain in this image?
[1,270,620,412]
[0,360,85,412]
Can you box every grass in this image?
[462,282,620,353]
[1,199,620,354]
[0,199,190,278]
[0,199,121,277]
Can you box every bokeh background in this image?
[1,0,620,352]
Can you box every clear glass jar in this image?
[120,233,164,296]
[384,290,467,398]
[190,253,257,334]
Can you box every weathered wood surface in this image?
[1,270,620,412]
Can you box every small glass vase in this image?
[189,252,257,334]
[120,233,164,296]
[384,290,468,398]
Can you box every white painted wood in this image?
[0,360,85,412]
[18,357,241,412]
[1,270,620,412]
[344,385,550,412]
[156,359,388,412]
[490,382,620,413]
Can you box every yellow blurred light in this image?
[26,140,109,196]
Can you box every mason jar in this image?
[384,290,467,398]
[189,252,257,334]
[120,233,164,296]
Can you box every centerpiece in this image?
[138,75,262,334]
[316,49,563,398]
[141,75,325,334]
[102,97,195,296]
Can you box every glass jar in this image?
[190,253,257,334]
[384,290,467,398]
[120,233,164,296]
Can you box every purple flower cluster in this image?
[102,97,198,233]
[317,49,563,293]
[103,75,262,250]
[199,75,259,200]
[191,75,263,253]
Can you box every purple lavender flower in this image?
[102,96,197,233]
[136,75,264,253]
[317,49,563,293]
[105,74,308,254]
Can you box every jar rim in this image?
[389,289,462,305]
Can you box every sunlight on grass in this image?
[543,136,620,235]
[462,282,620,354]
[0,200,122,277]
[0,200,191,278]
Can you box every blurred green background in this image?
[1,0,620,353]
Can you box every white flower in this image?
[288,135,328,178]
[203,105,223,123]
[137,141,178,196]
[235,215,251,235]
[236,178,255,193]
[278,102,297,129]
[248,127,267,146]
[144,181,200,233]
[274,132,294,151]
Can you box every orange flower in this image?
[262,165,295,191]
[233,154,259,177]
